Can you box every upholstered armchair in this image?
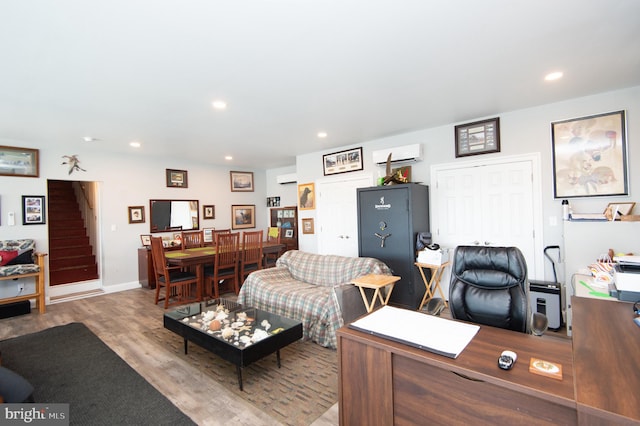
[449,245,542,334]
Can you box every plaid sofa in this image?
[238,250,391,349]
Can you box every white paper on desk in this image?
[349,306,479,359]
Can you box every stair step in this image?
[50,245,93,257]
[49,255,96,270]
[49,228,88,238]
[49,236,90,247]
[49,266,99,286]
[47,179,99,286]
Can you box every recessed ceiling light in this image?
[544,71,563,81]
[83,136,100,142]
[317,132,328,138]
[129,141,141,148]
[212,100,227,110]
[225,155,233,161]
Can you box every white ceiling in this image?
[1,0,639,169]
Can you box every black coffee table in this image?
[163,299,303,390]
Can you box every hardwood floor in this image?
[0,288,339,426]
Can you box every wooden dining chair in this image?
[205,229,231,246]
[204,232,240,298]
[239,230,264,286]
[263,227,282,268]
[181,230,204,249]
[150,236,199,309]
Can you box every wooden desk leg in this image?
[417,266,435,310]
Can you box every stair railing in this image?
[73,182,98,259]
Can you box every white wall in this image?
[1,85,637,299]
[0,141,270,299]
[295,85,639,282]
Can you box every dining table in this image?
[163,241,286,300]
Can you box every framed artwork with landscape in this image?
[551,110,628,198]
[0,145,39,177]
[231,205,255,229]
[230,171,254,192]
[166,169,188,188]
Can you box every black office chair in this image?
[449,245,546,334]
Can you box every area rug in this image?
[146,326,338,426]
[0,323,194,426]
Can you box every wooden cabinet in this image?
[138,247,155,289]
[270,206,298,251]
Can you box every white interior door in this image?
[432,154,543,297]
[317,175,373,256]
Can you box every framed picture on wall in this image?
[0,146,39,177]
[231,204,256,229]
[166,169,188,188]
[22,195,46,225]
[322,147,363,176]
[203,205,215,219]
[455,117,500,158]
[551,110,628,198]
[128,206,145,224]
[298,182,315,210]
[230,171,254,192]
[302,218,314,234]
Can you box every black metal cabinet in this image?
[357,184,430,310]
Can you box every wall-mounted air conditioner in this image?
[372,144,423,165]
[276,173,297,184]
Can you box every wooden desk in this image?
[415,261,450,310]
[338,320,576,425]
[572,297,640,424]
[164,242,285,298]
[351,274,401,313]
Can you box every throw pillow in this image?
[6,250,34,266]
[0,250,19,266]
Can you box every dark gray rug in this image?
[0,322,194,426]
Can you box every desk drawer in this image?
[393,355,577,425]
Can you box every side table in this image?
[351,274,401,313]
[415,261,450,310]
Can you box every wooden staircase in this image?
[48,180,99,285]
